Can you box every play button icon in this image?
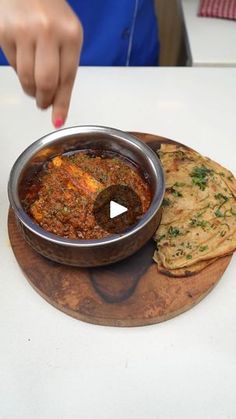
[93,184,143,235]
[110,201,127,219]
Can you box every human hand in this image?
[0,0,83,127]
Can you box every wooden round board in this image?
[8,133,233,327]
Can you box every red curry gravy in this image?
[22,151,152,239]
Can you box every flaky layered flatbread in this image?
[154,144,236,274]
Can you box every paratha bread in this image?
[154,143,236,274]
[153,252,218,277]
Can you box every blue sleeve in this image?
[69,0,159,66]
[0,48,8,65]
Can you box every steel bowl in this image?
[8,126,165,267]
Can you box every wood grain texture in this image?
[8,133,233,327]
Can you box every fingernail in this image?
[54,117,64,129]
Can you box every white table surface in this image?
[0,67,236,419]
[181,0,236,66]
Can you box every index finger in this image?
[35,37,60,110]
[52,34,82,128]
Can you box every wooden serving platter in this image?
[8,133,233,327]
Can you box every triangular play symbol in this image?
[110,200,128,219]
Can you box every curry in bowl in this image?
[21,150,152,240]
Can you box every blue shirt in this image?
[0,0,159,66]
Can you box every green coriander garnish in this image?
[190,218,210,230]
[215,208,224,218]
[173,182,186,187]
[176,150,187,160]
[172,189,183,197]
[214,194,230,217]
[162,198,171,207]
[215,193,229,202]
[168,226,181,237]
[167,186,183,198]
[186,254,192,260]
[199,245,208,252]
[190,166,214,191]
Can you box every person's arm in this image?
[0,0,83,127]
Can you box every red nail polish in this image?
[54,118,64,129]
